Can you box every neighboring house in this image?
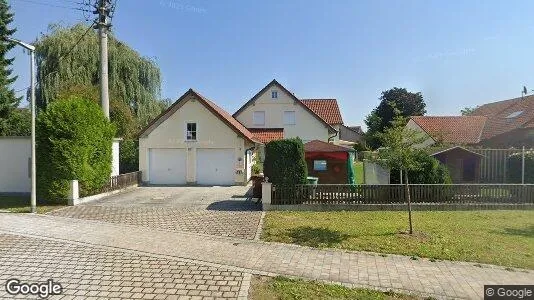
[304,140,355,184]
[339,125,365,145]
[408,94,534,147]
[233,80,362,144]
[407,116,487,147]
[138,89,260,186]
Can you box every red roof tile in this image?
[470,95,534,140]
[248,128,284,143]
[304,140,354,152]
[411,116,487,145]
[191,90,259,143]
[300,99,344,125]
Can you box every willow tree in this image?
[35,23,162,127]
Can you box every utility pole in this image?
[94,0,112,119]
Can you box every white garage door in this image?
[149,148,187,185]
[196,149,235,185]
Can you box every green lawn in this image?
[249,276,417,300]
[353,162,364,184]
[0,196,65,214]
[262,210,534,269]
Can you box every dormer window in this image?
[271,90,278,99]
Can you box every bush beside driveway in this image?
[262,210,534,269]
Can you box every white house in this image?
[138,89,260,186]
[233,80,340,143]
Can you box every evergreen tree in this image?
[0,0,21,136]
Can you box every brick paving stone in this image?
[2,213,534,299]
[0,233,244,300]
[48,206,262,240]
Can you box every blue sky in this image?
[9,0,534,128]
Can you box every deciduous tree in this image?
[365,87,426,149]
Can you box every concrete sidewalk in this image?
[0,214,532,299]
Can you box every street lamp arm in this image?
[3,36,35,51]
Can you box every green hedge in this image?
[263,138,307,185]
[507,151,534,183]
[36,96,116,201]
[390,150,452,184]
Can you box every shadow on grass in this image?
[0,196,65,213]
[500,225,534,238]
[287,226,351,248]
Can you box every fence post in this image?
[522,146,526,184]
[68,180,79,206]
[262,181,272,210]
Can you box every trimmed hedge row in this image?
[36,96,116,201]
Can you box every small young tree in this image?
[377,115,426,234]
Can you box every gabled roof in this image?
[232,79,337,133]
[248,128,284,143]
[300,99,343,125]
[429,146,485,157]
[410,116,487,145]
[469,95,534,141]
[347,125,364,134]
[138,89,259,143]
[304,140,355,152]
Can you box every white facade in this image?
[0,137,31,193]
[405,119,436,148]
[139,92,255,185]
[234,85,333,143]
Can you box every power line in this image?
[62,20,97,59]
[12,0,93,12]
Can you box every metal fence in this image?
[90,171,141,195]
[469,148,527,183]
[272,184,534,206]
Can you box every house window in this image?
[271,90,278,99]
[283,111,296,125]
[253,111,265,126]
[186,122,197,141]
[313,160,327,171]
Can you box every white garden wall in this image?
[0,137,31,194]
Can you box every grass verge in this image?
[262,210,534,269]
[0,195,65,214]
[249,276,417,300]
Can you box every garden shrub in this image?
[390,150,452,184]
[36,96,116,201]
[263,138,308,186]
[506,151,534,183]
[119,139,139,173]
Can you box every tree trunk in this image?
[404,170,413,234]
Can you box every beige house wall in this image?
[234,88,332,143]
[139,94,253,184]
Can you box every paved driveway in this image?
[49,186,263,240]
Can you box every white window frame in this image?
[271,90,278,99]
[185,122,197,141]
[283,111,296,125]
[253,111,265,126]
